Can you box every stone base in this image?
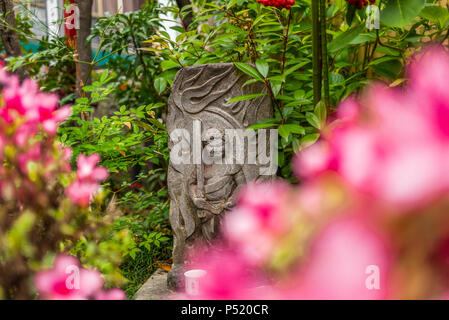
[134,269,172,300]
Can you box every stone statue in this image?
[166,63,276,289]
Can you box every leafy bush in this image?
[87,1,165,107]
[2,0,448,300]
[150,0,448,179]
[0,69,129,299]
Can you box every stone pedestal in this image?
[166,63,275,289]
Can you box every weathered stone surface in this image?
[134,269,170,300]
[166,63,274,289]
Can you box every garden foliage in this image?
[0,0,448,299]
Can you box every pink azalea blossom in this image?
[1,76,22,124]
[294,46,449,207]
[14,122,38,147]
[234,180,290,233]
[223,181,291,265]
[186,46,449,300]
[41,105,72,135]
[60,147,73,172]
[408,46,449,139]
[18,144,41,173]
[289,216,392,299]
[1,72,71,135]
[76,154,108,182]
[0,134,4,161]
[66,153,108,207]
[294,141,332,178]
[336,97,360,122]
[62,147,73,161]
[95,289,126,300]
[35,255,103,300]
[66,180,100,208]
[188,247,271,300]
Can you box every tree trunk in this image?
[320,0,329,107]
[176,0,193,30]
[0,0,29,81]
[75,0,93,93]
[311,0,321,106]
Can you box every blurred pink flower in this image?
[294,141,332,178]
[1,72,71,135]
[95,289,126,300]
[290,216,392,299]
[0,69,7,84]
[18,144,41,173]
[1,76,22,124]
[0,134,4,160]
[66,180,100,208]
[62,147,73,161]
[224,181,291,265]
[13,122,38,147]
[189,247,271,300]
[35,255,103,300]
[182,47,449,301]
[41,105,72,135]
[296,180,328,217]
[66,153,108,207]
[336,97,360,122]
[235,180,290,232]
[409,46,449,139]
[76,154,108,182]
[294,46,449,207]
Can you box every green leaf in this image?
[234,62,264,81]
[242,79,258,87]
[278,125,290,139]
[283,60,309,78]
[346,3,357,26]
[161,60,179,71]
[292,137,301,153]
[371,58,402,80]
[287,125,305,135]
[299,133,320,150]
[154,78,167,94]
[306,112,321,129]
[247,118,278,130]
[227,0,238,9]
[100,70,108,83]
[76,97,89,105]
[134,119,165,131]
[314,100,327,127]
[255,60,269,78]
[420,5,449,28]
[328,24,364,52]
[83,85,96,92]
[227,93,266,103]
[278,124,306,139]
[201,23,210,34]
[147,118,166,131]
[381,0,425,28]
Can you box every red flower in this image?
[257,0,294,10]
[346,0,375,10]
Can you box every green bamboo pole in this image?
[320,0,330,107]
[311,0,322,106]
